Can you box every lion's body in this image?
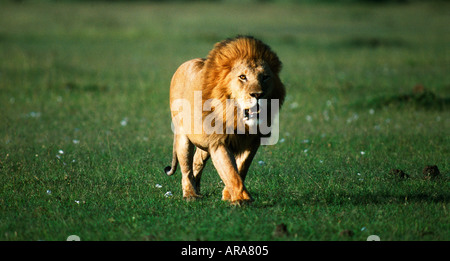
[169,58,209,149]
[165,36,285,203]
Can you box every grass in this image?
[0,0,449,241]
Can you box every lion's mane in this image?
[201,36,286,147]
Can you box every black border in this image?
[0,241,445,259]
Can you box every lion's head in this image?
[202,36,286,139]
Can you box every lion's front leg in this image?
[209,144,252,203]
[222,140,259,202]
[235,139,260,182]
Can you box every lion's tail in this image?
[164,138,178,176]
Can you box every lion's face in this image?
[228,59,275,127]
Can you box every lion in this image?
[164,36,285,203]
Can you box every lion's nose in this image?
[250,92,264,99]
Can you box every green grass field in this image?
[0,0,449,241]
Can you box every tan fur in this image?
[165,36,285,203]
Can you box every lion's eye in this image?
[239,75,247,81]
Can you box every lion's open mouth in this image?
[243,107,260,121]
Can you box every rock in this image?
[273,223,289,237]
[423,165,440,180]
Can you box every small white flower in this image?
[72,139,80,144]
[289,102,299,109]
[319,160,324,164]
[303,149,308,153]
[46,190,52,195]
[279,138,285,143]
[29,112,41,118]
[155,184,162,188]
[258,160,265,166]
[56,155,61,159]
[302,139,310,144]
[306,115,312,122]
[369,109,375,115]
[164,191,173,198]
[360,151,365,155]
[120,118,128,126]
[361,227,367,232]
[75,200,80,204]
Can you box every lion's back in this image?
[170,58,206,104]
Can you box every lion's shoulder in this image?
[171,58,206,89]
[177,58,206,75]
[190,58,206,71]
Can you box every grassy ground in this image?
[0,1,449,241]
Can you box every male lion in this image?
[164,36,285,203]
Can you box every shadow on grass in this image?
[353,85,450,111]
[252,177,449,208]
[343,37,408,49]
[317,191,449,206]
[253,191,450,208]
[64,82,110,92]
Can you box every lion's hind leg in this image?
[176,135,200,200]
[192,148,210,195]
